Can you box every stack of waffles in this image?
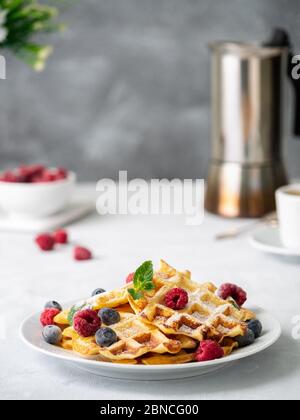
[54,261,256,365]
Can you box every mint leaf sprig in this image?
[128,261,154,300]
[67,302,85,325]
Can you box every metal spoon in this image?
[215,212,278,241]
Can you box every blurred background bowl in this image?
[0,172,76,218]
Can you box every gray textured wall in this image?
[1,0,300,181]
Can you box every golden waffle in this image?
[73,336,102,359]
[140,337,239,364]
[157,260,217,294]
[112,359,138,365]
[62,326,77,339]
[61,315,182,361]
[141,351,195,365]
[54,310,69,325]
[60,327,101,359]
[61,337,73,350]
[126,260,180,314]
[60,311,135,357]
[87,287,129,310]
[54,287,130,326]
[52,260,257,364]
[127,260,216,314]
[220,338,239,356]
[170,335,198,350]
[97,315,182,361]
[141,273,254,342]
[114,304,135,314]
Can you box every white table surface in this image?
[1,185,300,400]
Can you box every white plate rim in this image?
[249,226,300,256]
[20,306,282,373]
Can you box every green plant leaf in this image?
[133,260,153,288]
[67,303,85,325]
[144,282,155,291]
[128,288,143,301]
[128,261,154,300]
[227,297,240,310]
[0,0,64,69]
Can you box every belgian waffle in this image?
[170,334,198,349]
[141,273,254,342]
[61,327,103,359]
[96,315,182,361]
[50,260,258,365]
[61,315,183,361]
[54,287,130,326]
[86,287,129,310]
[141,351,195,365]
[127,259,216,314]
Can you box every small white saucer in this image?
[0,185,96,233]
[249,226,300,257]
[0,199,95,233]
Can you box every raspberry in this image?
[164,288,188,310]
[0,171,18,182]
[195,340,224,362]
[31,176,44,183]
[54,167,68,180]
[73,309,101,337]
[218,283,247,307]
[15,174,28,183]
[40,308,60,326]
[0,165,67,183]
[39,171,57,182]
[17,165,45,182]
[126,272,135,284]
[53,229,68,244]
[35,233,55,251]
[73,246,92,261]
[30,164,45,176]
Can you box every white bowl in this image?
[0,172,76,218]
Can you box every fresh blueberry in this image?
[98,308,120,326]
[247,319,262,338]
[42,325,62,345]
[236,329,255,348]
[44,301,62,311]
[92,288,106,297]
[95,327,118,347]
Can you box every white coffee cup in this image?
[276,184,300,249]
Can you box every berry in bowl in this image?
[0,164,76,218]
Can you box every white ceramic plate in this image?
[250,226,300,257]
[20,306,281,381]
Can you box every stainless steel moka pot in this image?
[205,29,300,218]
